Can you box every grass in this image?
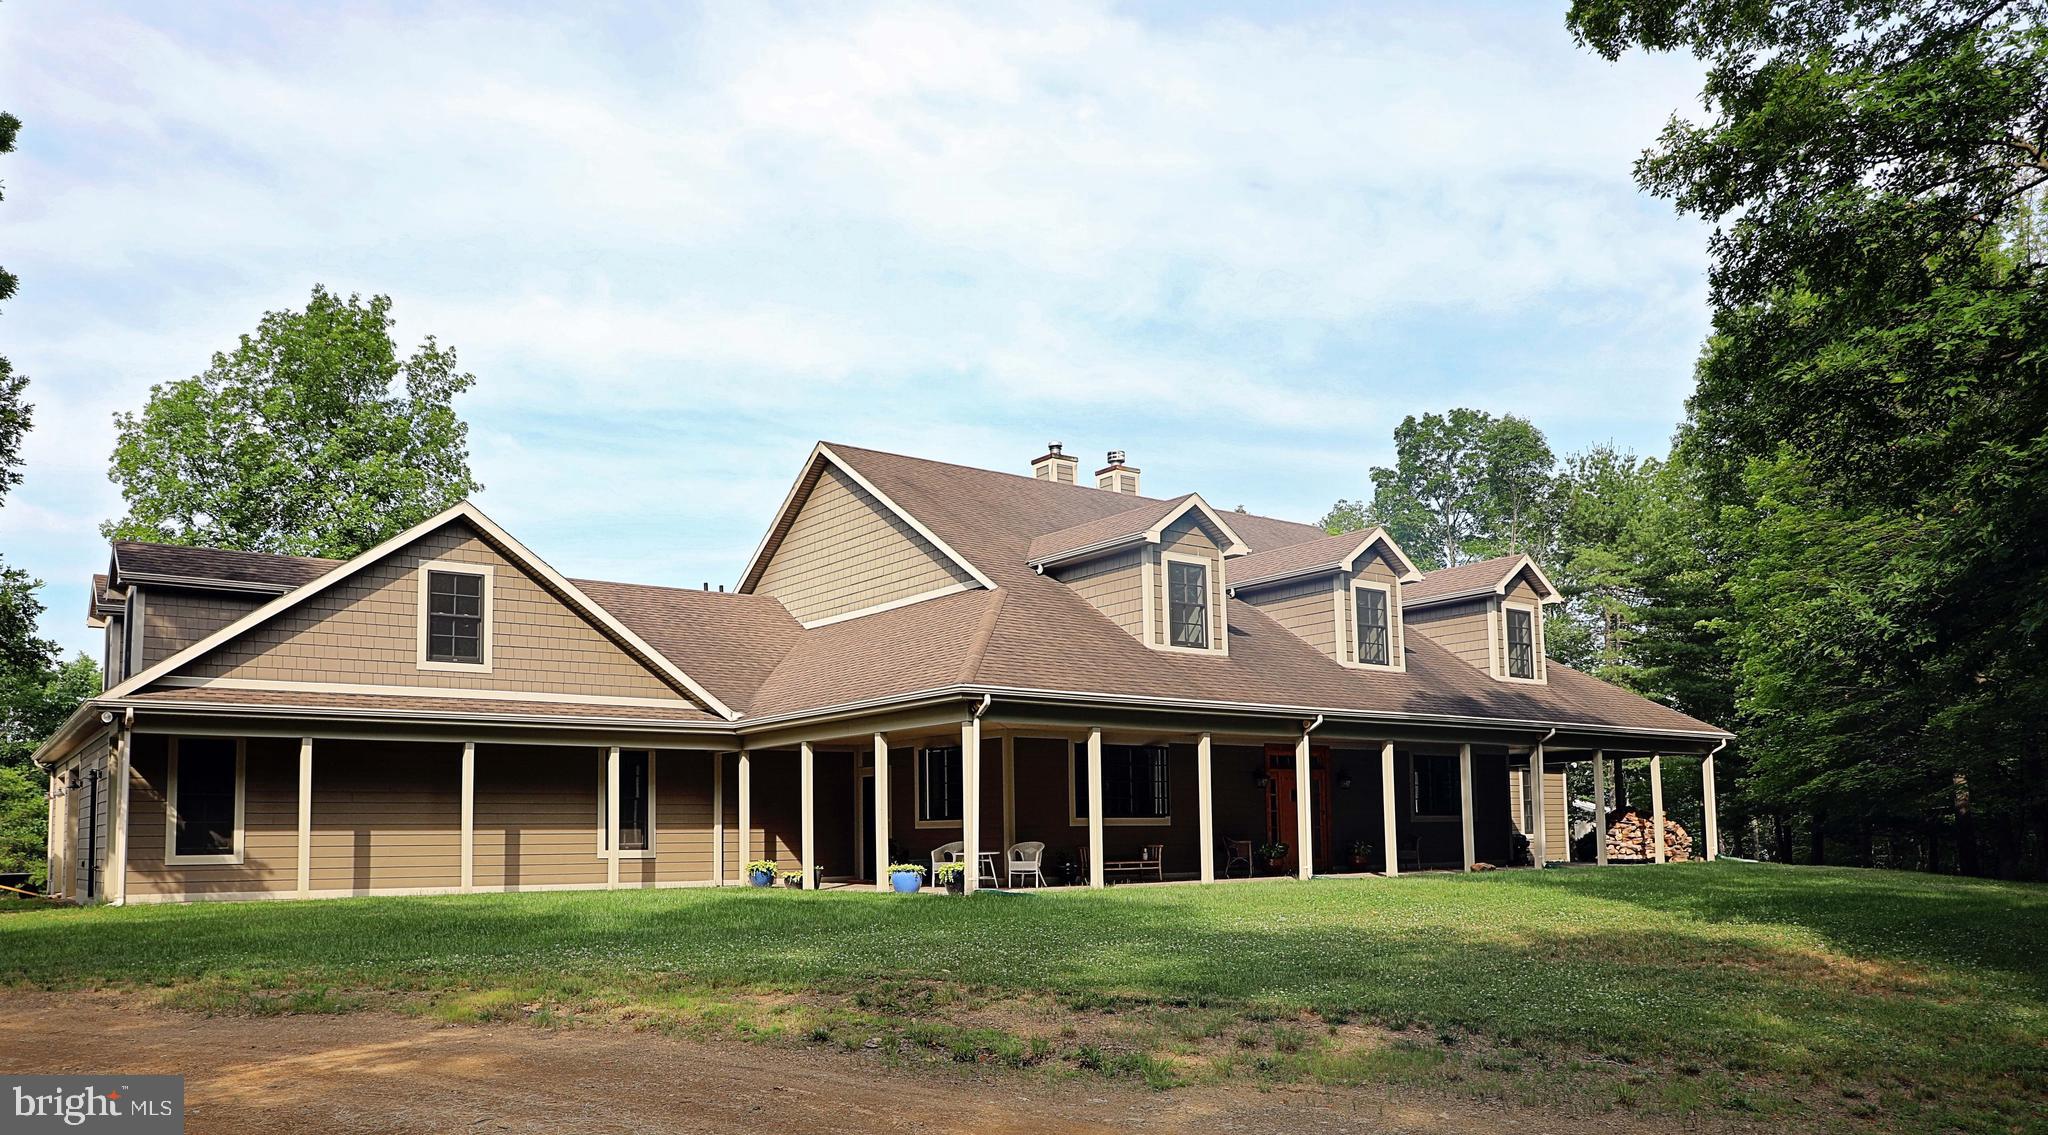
[2,862,2042,1133]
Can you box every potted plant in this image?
[1348,841,1372,870]
[933,861,967,894]
[746,860,778,888]
[1258,841,1288,873]
[887,863,927,893]
[780,869,805,888]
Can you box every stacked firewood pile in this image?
[1605,808,1694,862]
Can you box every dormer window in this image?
[1506,607,1536,679]
[1356,585,1391,666]
[418,561,494,671]
[1167,559,1209,649]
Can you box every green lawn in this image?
[3,862,2042,1133]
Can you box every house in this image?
[35,442,1728,904]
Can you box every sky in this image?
[0,1,1712,662]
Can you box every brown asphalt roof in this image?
[1404,555,1543,606]
[93,446,1724,740]
[121,685,725,724]
[1025,494,1199,564]
[570,579,804,715]
[112,541,339,590]
[1228,529,1394,590]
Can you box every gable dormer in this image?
[1402,554,1559,684]
[1228,528,1422,670]
[740,444,995,628]
[1028,494,1248,656]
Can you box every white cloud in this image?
[0,0,1711,658]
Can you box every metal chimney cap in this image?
[1106,449,1127,466]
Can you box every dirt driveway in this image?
[0,990,1620,1134]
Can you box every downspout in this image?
[971,694,992,721]
[1304,714,1325,736]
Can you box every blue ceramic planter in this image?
[890,871,923,894]
[749,869,776,888]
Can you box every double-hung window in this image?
[1505,608,1536,679]
[918,746,962,824]
[1073,744,1171,822]
[600,750,653,854]
[1412,754,1460,817]
[1356,586,1391,666]
[419,561,492,670]
[1166,559,1209,649]
[166,737,243,864]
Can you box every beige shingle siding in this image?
[123,735,298,898]
[755,464,976,623]
[307,741,462,891]
[472,745,606,889]
[1406,598,1491,671]
[1153,515,1225,649]
[177,522,686,701]
[1241,577,1338,659]
[1054,548,1148,638]
[1349,549,1405,665]
[139,588,266,667]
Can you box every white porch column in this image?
[712,754,725,886]
[1528,745,1548,868]
[1294,730,1314,880]
[298,737,314,898]
[799,741,816,890]
[1197,733,1215,884]
[961,718,982,893]
[737,750,752,875]
[1592,749,1609,866]
[1650,753,1668,863]
[108,728,132,905]
[606,746,621,890]
[459,741,475,893]
[1001,734,1016,862]
[1086,727,1105,888]
[1702,750,1720,861]
[1457,743,1475,872]
[1380,741,1399,877]
[873,733,890,892]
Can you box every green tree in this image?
[105,286,483,558]
[1571,0,2048,876]
[1346,409,1558,570]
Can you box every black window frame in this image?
[1166,559,1209,649]
[1412,753,1461,817]
[1356,585,1392,666]
[1073,743,1171,821]
[172,738,239,858]
[918,746,963,824]
[1506,607,1536,679]
[426,569,486,665]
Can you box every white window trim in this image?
[1066,741,1173,827]
[1346,578,1402,671]
[1501,601,1545,684]
[914,745,963,829]
[597,749,657,859]
[416,560,495,673]
[1154,550,1225,655]
[164,736,246,866]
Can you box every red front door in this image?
[1264,744,1332,871]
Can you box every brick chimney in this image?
[1031,443,1079,485]
[1096,450,1141,495]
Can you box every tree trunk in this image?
[1954,774,1981,878]
[1808,809,1827,866]
[2025,731,2048,882]
[1772,813,1792,863]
